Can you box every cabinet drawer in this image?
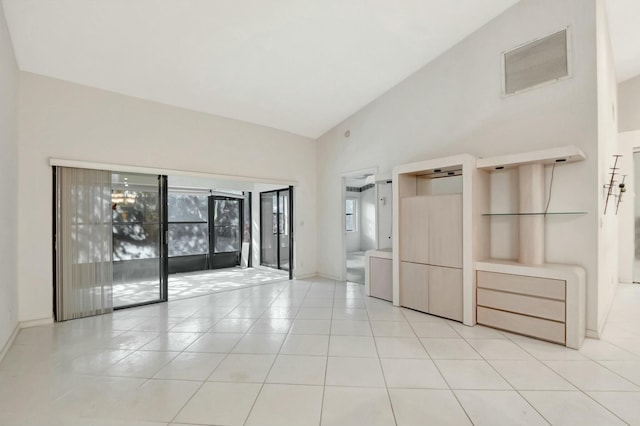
[477,306,565,344]
[477,288,565,322]
[477,271,565,301]
[370,257,392,302]
[400,262,429,313]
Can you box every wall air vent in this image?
[503,28,569,95]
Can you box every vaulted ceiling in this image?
[2,1,639,138]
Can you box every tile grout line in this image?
[368,292,400,426]
[508,337,631,425]
[167,281,276,425]
[318,279,337,426]
[405,309,476,426]
[240,280,312,426]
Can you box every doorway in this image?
[260,187,293,279]
[54,165,296,320]
[209,196,243,269]
[342,171,377,284]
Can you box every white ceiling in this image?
[2,1,639,138]
[2,0,520,138]
[605,0,640,83]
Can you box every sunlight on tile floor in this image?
[1,279,639,425]
[113,267,289,307]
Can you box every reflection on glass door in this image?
[260,192,278,269]
[112,172,167,308]
[209,196,243,269]
[260,187,293,276]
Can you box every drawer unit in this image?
[477,306,566,344]
[477,271,565,300]
[477,288,565,322]
[477,270,567,345]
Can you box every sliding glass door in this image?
[111,172,167,308]
[260,187,293,277]
[54,168,168,320]
[209,196,243,269]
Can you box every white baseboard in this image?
[293,273,317,280]
[317,272,340,281]
[0,323,20,364]
[585,329,600,339]
[20,317,54,329]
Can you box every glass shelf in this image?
[482,212,587,216]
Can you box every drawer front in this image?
[400,262,429,313]
[477,288,565,322]
[370,257,393,302]
[477,271,565,301]
[477,306,565,344]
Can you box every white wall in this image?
[0,3,19,352]
[316,0,602,334]
[18,73,317,323]
[376,182,393,250]
[596,0,620,334]
[619,74,640,132]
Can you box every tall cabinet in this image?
[393,154,488,325]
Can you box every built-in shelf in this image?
[477,145,586,170]
[482,212,587,216]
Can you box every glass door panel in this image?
[209,196,242,269]
[260,188,293,277]
[112,172,164,308]
[260,192,278,268]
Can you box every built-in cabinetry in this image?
[385,147,586,347]
[475,146,586,349]
[399,194,463,320]
[365,249,393,302]
[393,154,488,325]
[476,261,585,348]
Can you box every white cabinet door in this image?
[428,266,463,321]
[427,194,463,268]
[400,197,429,264]
[400,261,429,313]
[370,257,393,302]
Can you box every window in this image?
[167,193,209,257]
[345,198,357,232]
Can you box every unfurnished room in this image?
[1,0,640,425]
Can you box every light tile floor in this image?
[346,251,365,284]
[1,279,640,425]
[113,266,289,307]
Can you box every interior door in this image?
[209,196,243,269]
